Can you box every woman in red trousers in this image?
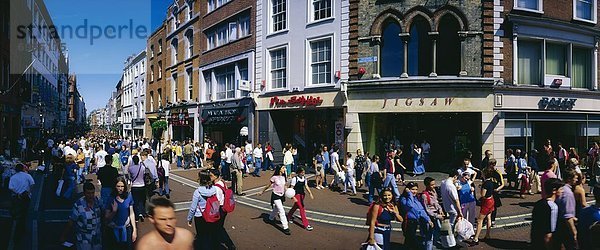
[287,167,314,231]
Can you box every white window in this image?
[217,26,228,46]
[207,31,216,50]
[158,39,163,53]
[187,1,194,21]
[239,15,250,37]
[574,0,597,23]
[208,0,215,12]
[514,0,543,12]
[311,0,332,22]
[185,29,193,59]
[309,38,332,85]
[186,68,193,100]
[215,65,235,100]
[204,71,212,102]
[270,47,287,89]
[150,45,154,58]
[229,22,238,41]
[172,74,178,102]
[271,0,287,32]
[158,89,162,107]
[171,39,178,65]
[158,61,163,79]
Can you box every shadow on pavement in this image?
[482,238,529,249]
[512,201,536,208]
[349,197,370,206]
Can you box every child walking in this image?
[287,168,314,231]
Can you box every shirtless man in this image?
[136,198,194,250]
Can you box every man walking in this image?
[183,141,194,170]
[556,169,579,250]
[231,148,245,196]
[531,178,563,249]
[252,143,263,177]
[441,170,463,227]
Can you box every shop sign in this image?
[335,121,344,145]
[270,95,323,108]
[538,97,577,110]
[381,97,455,109]
[201,108,246,125]
[169,110,191,126]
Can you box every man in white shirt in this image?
[158,154,171,198]
[244,140,253,171]
[18,136,27,159]
[329,147,342,190]
[251,143,263,177]
[440,170,463,228]
[141,151,158,182]
[9,164,35,220]
[94,147,108,171]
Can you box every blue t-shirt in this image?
[112,194,134,226]
[65,163,77,178]
[322,151,330,164]
[577,205,600,249]
[458,181,476,204]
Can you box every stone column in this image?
[399,33,410,78]
[428,32,439,77]
[371,36,381,79]
[459,31,468,76]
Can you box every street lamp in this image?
[157,105,165,159]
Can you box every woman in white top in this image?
[283,144,294,177]
[344,152,356,195]
[287,167,314,231]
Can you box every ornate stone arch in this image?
[404,6,435,32]
[370,8,405,36]
[433,6,469,31]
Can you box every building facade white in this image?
[121,50,147,137]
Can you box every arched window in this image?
[185,29,193,59]
[436,14,461,75]
[380,21,403,77]
[408,16,432,76]
[171,38,178,65]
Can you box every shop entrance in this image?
[361,112,482,171]
[172,125,194,142]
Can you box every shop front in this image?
[256,90,345,165]
[346,79,495,171]
[167,105,197,142]
[200,97,254,147]
[494,88,600,167]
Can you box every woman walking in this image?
[75,148,86,184]
[287,168,314,231]
[128,155,146,222]
[400,182,433,249]
[366,188,403,250]
[344,152,356,195]
[187,170,218,249]
[412,145,425,176]
[314,149,325,189]
[283,145,294,177]
[471,172,496,245]
[259,165,291,235]
[104,177,137,249]
[62,155,78,200]
[368,155,383,204]
[355,149,367,188]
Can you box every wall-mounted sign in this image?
[381,97,456,109]
[201,107,246,125]
[358,56,378,63]
[270,96,323,108]
[538,97,577,110]
[169,110,191,126]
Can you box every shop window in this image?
[517,40,542,85]
[574,0,597,22]
[408,16,432,76]
[172,74,178,102]
[309,37,332,84]
[546,43,568,76]
[270,47,287,89]
[380,21,403,77]
[572,47,592,88]
[436,15,461,75]
[186,68,193,100]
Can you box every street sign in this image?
[358,56,378,63]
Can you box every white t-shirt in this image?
[290,175,306,187]
[95,150,108,168]
[253,147,263,158]
[79,139,86,148]
[83,148,93,158]
[143,157,158,180]
[214,180,226,206]
[225,148,233,163]
[346,158,355,176]
[457,167,476,177]
[331,152,340,171]
[160,159,170,177]
[440,178,459,214]
[245,144,252,155]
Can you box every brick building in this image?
[490,0,600,160]
[197,0,256,145]
[145,23,167,139]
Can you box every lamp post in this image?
[157,105,165,159]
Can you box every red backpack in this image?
[201,194,221,223]
[215,183,236,213]
[365,203,384,226]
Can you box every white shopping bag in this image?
[360,243,382,250]
[55,179,64,197]
[455,218,475,241]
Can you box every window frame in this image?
[203,71,213,102]
[186,68,193,101]
[515,37,596,90]
[215,65,236,100]
[308,0,334,24]
[573,0,598,24]
[513,0,544,14]
[172,73,178,102]
[269,0,288,34]
[185,29,194,59]
[306,35,334,86]
[268,45,289,90]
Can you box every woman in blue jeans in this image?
[62,155,78,200]
[368,155,383,204]
[400,182,434,250]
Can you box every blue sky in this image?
[44,0,172,114]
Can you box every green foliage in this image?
[151,120,167,130]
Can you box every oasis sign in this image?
[270,95,323,108]
[538,97,577,110]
